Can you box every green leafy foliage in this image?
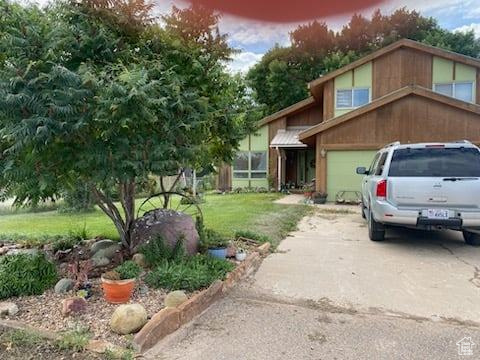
[200,229,230,251]
[234,230,271,244]
[0,254,58,299]
[55,329,91,352]
[114,260,142,280]
[145,254,234,291]
[139,236,185,268]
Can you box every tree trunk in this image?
[92,184,135,252]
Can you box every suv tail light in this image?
[376,179,387,198]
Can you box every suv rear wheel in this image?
[368,209,385,241]
[463,231,480,246]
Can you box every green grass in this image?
[0,193,310,244]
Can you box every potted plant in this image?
[202,229,230,259]
[101,260,142,304]
[312,192,328,204]
[302,184,314,198]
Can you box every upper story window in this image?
[336,88,370,109]
[233,151,267,179]
[433,82,474,103]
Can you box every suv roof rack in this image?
[384,141,401,148]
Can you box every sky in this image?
[29,0,480,73]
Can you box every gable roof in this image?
[298,85,480,140]
[308,39,480,97]
[258,96,316,126]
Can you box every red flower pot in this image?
[101,277,135,304]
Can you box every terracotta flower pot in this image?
[101,276,135,304]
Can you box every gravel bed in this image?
[6,278,168,348]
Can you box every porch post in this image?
[276,147,282,191]
[315,135,327,193]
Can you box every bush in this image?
[234,230,271,244]
[199,229,230,251]
[114,260,142,280]
[138,236,185,268]
[0,254,58,299]
[145,254,234,292]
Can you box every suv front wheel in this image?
[368,208,385,241]
[463,231,480,246]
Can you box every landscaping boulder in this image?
[90,240,121,259]
[61,297,87,317]
[130,209,199,255]
[132,253,147,268]
[91,256,111,268]
[0,302,19,317]
[165,291,188,308]
[54,278,75,294]
[110,304,148,335]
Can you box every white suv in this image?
[356,141,480,245]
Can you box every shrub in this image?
[55,329,91,352]
[0,254,58,299]
[234,230,271,244]
[145,255,234,292]
[199,229,230,251]
[139,235,185,268]
[114,260,142,280]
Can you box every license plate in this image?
[426,209,449,219]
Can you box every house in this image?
[218,39,480,201]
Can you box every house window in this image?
[433,82,474,103]
[336,88,370,109]
[233,151,267,179]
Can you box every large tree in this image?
[248,8,480,114]
[0,0,255,251]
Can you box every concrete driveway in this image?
[146,205,480,359]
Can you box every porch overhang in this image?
[270,128,308,149]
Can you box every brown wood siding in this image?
[372,48,432,99]
[216,164,232,191]
[268,117,287,189]
[320,94,480,146]
[287,105,323,127]
[323,80,334,120]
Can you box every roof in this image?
[258,97,316,127]
[299,85,480,140]
[270,128,308,148]
[308,39,480,97]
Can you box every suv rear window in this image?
[388,147,480,177]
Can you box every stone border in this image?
[133,243,270,353]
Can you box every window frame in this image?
[232,151,268,180]
[335,87,371,110]
[433,81,475,103]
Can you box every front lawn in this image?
[0,193,309,246]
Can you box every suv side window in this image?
[374,152,388,175]
[368,153,380,175]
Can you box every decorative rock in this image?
[90,240,117,255]
[92,244,121,260]
[54,278,75,294]
[110,304,148,335]
[0,302,19,317]
[130,209,199,255]
[61,297,87,317]
[0,247,8,256]
[132,253,147,268]
[226,244,237,258]
[92,256,110,268]
[165,291,188,308]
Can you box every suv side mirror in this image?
[356,167,368,175]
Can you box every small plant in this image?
[67,259,93,290]
[200,229,230,251]
[139,235,185,268]
[76,289,88,298]
[102,270,121,281]
[52,235,81,253]
[114,260,142,280]
[145,254,234,292]
[55,329,91,352]
[235,230,271,244]
[0,329,42,347]
[0,253,58,299]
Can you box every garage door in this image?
[326,150,377,202]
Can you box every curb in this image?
[133,247,266,353]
